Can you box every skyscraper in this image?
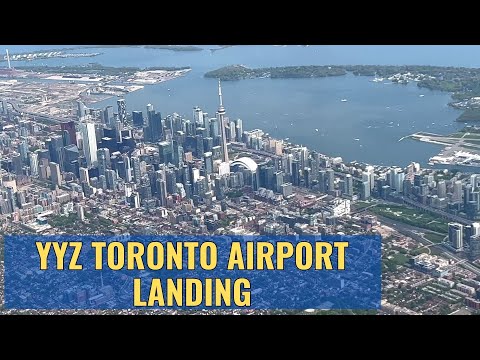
[158,141,173,165]
[471,174,478,190]
[360,181,371,200]
[64,144,79,174]
[437,180,447,198]
[318,170,326,193]
[47,135,65,170]
[79,167,90,185]
[18,140,28,164]
[61,121,77,146]
[299,147,309,170]
[464,184,473,207]
[193,106,204,126]
[209,118,220,138]
[77,101,87,120]
[472,222,480,237]
[49,162,62,186]
[79,122,98,168]
[274,171,284,193]
[393,170,405,193]
[362,168,375,191]
[304,167,311,188]
[157,178,167,207]
[326,168,335,192]
[173,142,184,168]
[229,121,236,142]
[145,111,163,143]
[122,153,132,182]
[103,106,114,127]
[132,111,144,127]
[29,152,38,177]
[115,117,123,143]
[12,153,22,175]
[97,148,111,176]
[453,180,463,202]
[117,98,127,126]
[235,119,243,142]
[203,152,213,175]
[131,156,142,184]
[291,160,300,186]
[449,222,464,251]
[345,174,354,196]
[105,169,117,190]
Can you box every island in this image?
[81,45,203,52]
[0,49,102,62]
[205,64,480,121]
[210,45,236,53]
[142,45,203,52]
[204,64,346,81]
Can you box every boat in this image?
[341,99,348,102]
[419,94,425,97]
[315,128,319,132]
[354,138,360,141]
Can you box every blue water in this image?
[2,45,477,166]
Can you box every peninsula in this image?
[13,63,191,77]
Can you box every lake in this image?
[2,45,478,166]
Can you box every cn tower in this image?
[217,80,229,163]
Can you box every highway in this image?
[399,196,472,225]
[3,98,75,124]
[230,143,281,160]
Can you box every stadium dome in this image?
[231,157,258,172]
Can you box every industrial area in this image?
[0,48,190,122]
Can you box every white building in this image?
[29,152,38,177]
[218,161,231,176]
[79,122,98,168]
[324,198,351,217]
